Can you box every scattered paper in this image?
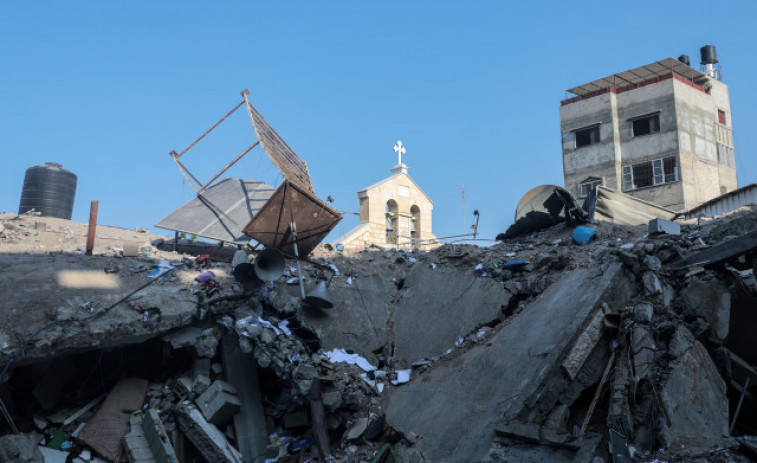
[475,263,484,270]
[236,316,283,336]
[324,348,375,371]
[620,243,634,250]
[148,260,174,278]
[391,369,411,385]
[328,263,339,275]
[430,263,437,269]
[278,320,292,336]
[346,276,354,286]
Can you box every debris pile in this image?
[1,207,757,462]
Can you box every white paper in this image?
[391,369,411,385]
[324,348,375,371]
[278,320,292,336]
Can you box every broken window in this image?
[632,114,660,137]
[718,109,726,125]
[574,125,600,148]
[579,178,603,198]
[622,156,677,191]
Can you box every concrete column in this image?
[221,334,269,463]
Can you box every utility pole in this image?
[462,183,466,244]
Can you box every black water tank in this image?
[18,162,77,219]
[700,45,718,64]
[678,54,690,66]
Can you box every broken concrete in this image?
[3,207,757,463]
[0,433,43,463]
[195,380,241,426]
[221,335,268,463]
[175,403,244,463]
[392,265,512,366]
[384,263,629,462]
[659,326,729,448]
[681,278,731,340]
[123,409,179,463]
[77,378,149,461]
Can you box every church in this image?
[334,141,438,253]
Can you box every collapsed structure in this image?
[1,195,757,462]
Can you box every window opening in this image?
[632,114,660,137]
[622,156,678,191]
[575,125,600,148]
[579,178,603,197]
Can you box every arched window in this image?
[410,205,421,246]
[386,200,398,244]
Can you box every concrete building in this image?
[335,141,438,253]
[560,47,737,211]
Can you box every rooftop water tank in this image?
[18,162,77,219]
[700,45,718,64]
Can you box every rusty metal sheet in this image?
[243,181,342,257]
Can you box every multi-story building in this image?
[560,46,737,211]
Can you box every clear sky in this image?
[2,2,756,244]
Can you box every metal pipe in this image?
[290,222,306,300]
[86,200,99,256]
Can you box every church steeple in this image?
[391,140,408,174]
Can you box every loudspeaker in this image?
[305,280,333,309]
[253,248,286,281]
[233,263,261,289]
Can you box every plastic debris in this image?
[572,226,597,245]
[194,271,216,283]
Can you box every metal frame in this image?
[169,89,313,195]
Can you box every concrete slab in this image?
[392,265,512,366]
[0,253,197,367]
[384,263,627,463]
[275,268,394,357]
[660,326,728,447]
[77,378,149,461]
[175,403,244,463]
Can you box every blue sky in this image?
[2,2,756,244]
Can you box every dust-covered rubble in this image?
[1,208,757,462]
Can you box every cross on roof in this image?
[393,140,406,166]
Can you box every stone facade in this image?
[335,163,437,253]
[561,60,737,212]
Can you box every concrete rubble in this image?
[1,208,757,462]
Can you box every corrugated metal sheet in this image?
[683,184,757,220]
[592,186,676,226]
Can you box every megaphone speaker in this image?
[305,280,334,309]
[233,263,262,290]
[254,248,286,281]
